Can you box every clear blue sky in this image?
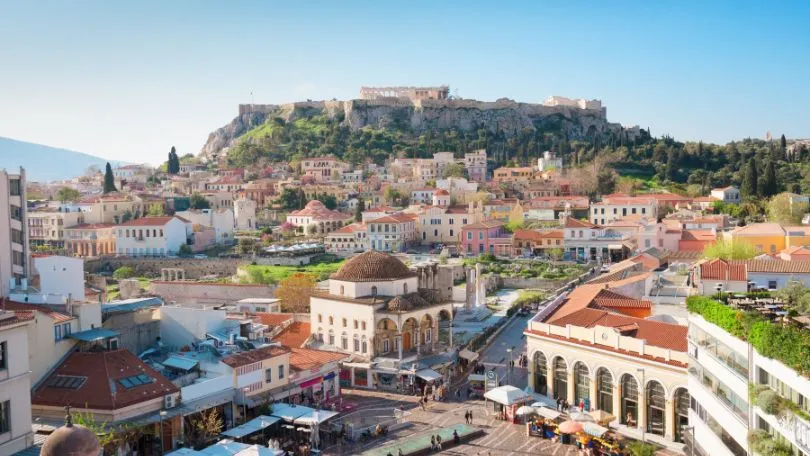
[1,0,809,164]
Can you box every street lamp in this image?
[242,387,251,424]
[506,348,513,385]
[682,425,695,456]
[159,409,168,453]
[636,368,645,444]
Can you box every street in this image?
[479,312,532,389]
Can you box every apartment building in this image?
[493,166,534,184]
[591,195,658,225]
[460,220,512,256]
[564,218,632,262]
[0,311,35,454]
[415,203,483,246]
[27,210,85,250]
[115,216,191,256]
[64,224,116,258]
[367,214,417,253]
[301,156,350,182]
[324,222,368,254]
[464,150,487,182]
[0,167,29,296]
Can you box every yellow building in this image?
[785,226,810,248]
[223,345,291,403]
[726,222,786,254]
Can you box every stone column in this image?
[546,370,554,399]
[589,376,598,411]
[664,398,675,441]
[637,386,647,432]
[397,335,403,361]
[613,383,622,422]
[528,358,536,392]
[567,369,575,404]
[415,329,421,355]
[432,320,437,352]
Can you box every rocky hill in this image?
[200,97,633,164]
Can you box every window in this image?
[341,333,348,350]
[318,314,323,323]
[371,286,377,296]
[462,218,468,225]
[353,320,358,329]
[449,229,454,237]
[632,208,637,214]
[361,321,366,330]
[641,208,646,214]
[404,283,408,294]
[354,336,360,351]
[0,342,6,370]
[0,400,9,434]
[54,325,63,341]
[382,338,390,353]
[328,330,335,345]
[329,316,334,325]
[467,232,472,240]
[768,280,777,289]
[361,337,368,354]
[278,365,284,380]
[342,318,347,327]
[265,368,273,383]
[478,232,483,240]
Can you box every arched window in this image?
[574,362,590,405]
[382,337,390,353]
[341,332,348,350]
[534,352,548,395]
[403,283,408,294]
[646,381,666,436]
[318,314,322,323]
[317,328,323,342]
[597,368,613,414]
[328,330,335,346]
[673,388,690,442]
[353,335,360,352]
[329,316,334,325]
[371,286,378,296]
[340,285,345,296]
[621,374,639,426]
[361,336,368,354]
[553,357,568,401]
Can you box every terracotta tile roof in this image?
[564,218,597,229]
[597,196,657,205]
[0,311,34,328]
[32,350,179,410]
[461,220,504,230]
[513,229,544,242]
[544,284,606,322]
[740,259,810,274]
[366,206,398,212]
[445,206,470,214]
[368,214,415,224]
[546,307,687,351]
[222,345,290,368]
[681,230,716,241]
[700,259,747,281]
[288,347,347,371]
[272,322,312,348]
[4,301,75,323]
[587,263,645,284]
[66,224,116,230]
[592,289,652,310]
[289,200,352,221]
[781,246,810,255]
[331,251,417,282]
[252,313,293,327]
[120,216,181,227]
[329,222,366,234]
[694,196,718,202]
[731,222,785,237]
[669,250,703,260]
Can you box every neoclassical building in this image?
[308,251,453,390]
[526,298,690,443]
[286,200,353,235]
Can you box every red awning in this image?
[299,376,323,389]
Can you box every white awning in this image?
[608,244,623,250]
[582,422,609,437]
[292,410,339,425]
[468,374,486,382]
[535,407,562,420]
[484,385,532,405]
[220,415,280,438]
[458,349,479,361]
[270,403,314,422]
[416,368,442,382]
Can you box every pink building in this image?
[460,220,512,256]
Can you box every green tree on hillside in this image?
[56,186,81,203]
[103,162,117,194]
[354,197,365,221]
[167,146,180,174]
[781,134,787,160]
[443,163,468,179]
[189,193,210,210]
[761,161,778,197]
[274,188,301,210]
[741,160,758,198]
[767,193,809,225]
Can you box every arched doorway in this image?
[596,368,613,414]
[533,351,548,395]
[573,362,590,405]
[437,309,452,345]
[401,318,418,352]
[376,318,398,354]
[420,314,433,345]
[621,374,639,426]
[673,388,690,442]
[552,357,568,401]
[646,381,666,436]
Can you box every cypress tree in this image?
[741,160,758,198]
[103,162,117,194]
[355,196,365,221]
[665,150,676,181]
[762,160,777,196]
[780,134,787,160]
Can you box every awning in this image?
[608,244,623,250]
[458,349,479,362]
[166,449,204,456]
[221,415,280,438]
[582,422,609,437]
[416,368,442,382]
[484,385,532,405]
[163,356,199,371]
[270,403,314,422]
[299,377,322,389]
[468,374,486,382]
[292,410,339,425]
[535,407,562,420]
[69,328,119,342]
[323,371,336,380]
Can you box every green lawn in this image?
[242,258,345,283]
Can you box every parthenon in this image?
[360,85,450,101]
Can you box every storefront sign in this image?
[486,370,498,391]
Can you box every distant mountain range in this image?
[0,137,126,182]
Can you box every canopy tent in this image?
[166,449,204,456]
[293,410,339,425]
[468,374,486,382]
[483,385,532,406]
[582,422,610,438]
[515,406,536,416]
[270,403,315,422]
[458,349,479,362]
[200,439,251,455]
[234,446,285,456]
[534,407,562,420]
[416,368,442,382]
[221,416,281,439]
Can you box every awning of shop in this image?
[468,374,486,382]
[270,403,315,422]
[342,362,371,368]
[166,448,205,455]
[221,415,280,438]
[458,349,479,362]
[608,244,623,250]
[292,409,339,425]
[535,407,561,420]
[163,356,199,371]
[582,422,609,438]
[484,385,532,405]
[323,371,336,380]
[416,368,442,382]
[299,376,322,389]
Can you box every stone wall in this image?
[85,257,248,279]
[149,281,277,306]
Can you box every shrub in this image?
[112,266,135,280]
[757,390,783,415]
[626,441,657,456]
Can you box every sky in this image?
[1,0,810,165]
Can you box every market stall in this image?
[467,374,486,398]
[483,385,532,422]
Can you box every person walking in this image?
[469,410,473,424]
[436,434,442,451]
[430,435,436,452]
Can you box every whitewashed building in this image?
[115,216,191,256]
[0,311,34,454]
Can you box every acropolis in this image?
[360,85,450,101]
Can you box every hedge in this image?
[687,296,810,376]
